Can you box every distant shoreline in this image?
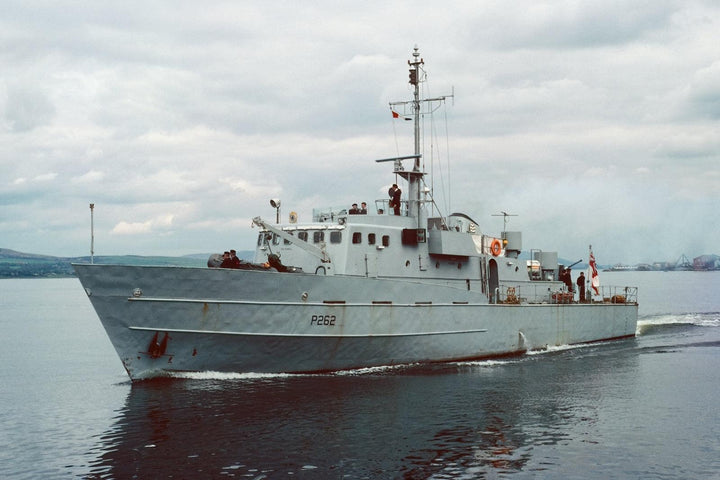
[0,248,254,279]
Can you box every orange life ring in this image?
[490,239,502,256]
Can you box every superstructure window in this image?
[352,232,362,244]
[368,233,376,245]
[330,231,342,244]
[298,231,308,241]
[313,231,324,243]
[382,235,390,247]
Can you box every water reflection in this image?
[85,340,644,479]
[401,416,530,479]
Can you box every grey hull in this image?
[74,264,638,380]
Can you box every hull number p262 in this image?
[311,315,336,326]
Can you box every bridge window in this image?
[330,231,342,244]
[298,231,308,241]
[313,231,324,243]
[352,232,362,244]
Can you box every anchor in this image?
[147,331,169,359]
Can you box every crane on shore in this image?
[675,254,693,270]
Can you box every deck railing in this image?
[498,284,638,305]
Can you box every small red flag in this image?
[391,110,399,118]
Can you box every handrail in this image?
[496,284,638,305]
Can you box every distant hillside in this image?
[0,248,251,278]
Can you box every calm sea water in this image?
[1,271,718,479]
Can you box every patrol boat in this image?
[74,47,638,381]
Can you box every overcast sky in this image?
[1,1,718,264]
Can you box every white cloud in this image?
[111,214,175,235]
[32,173,58,182]
[72,170,105,184]
[111,220,152,235]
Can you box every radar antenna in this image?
[492,211,518,232]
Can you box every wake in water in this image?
[164,370,294,381]
[637,312,720,335]
[633,312,720,356]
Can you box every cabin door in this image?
[365,254,378,278]
[488,259,499,303]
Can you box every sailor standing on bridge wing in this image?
[388,184,401,215]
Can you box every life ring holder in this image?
[490,239,502,256]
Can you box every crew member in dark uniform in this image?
[388,184,401,215]
[561,268,573,293]
[220,251,233,268]
[230,249,242,269]
[577,271,586,302]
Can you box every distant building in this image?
[693,254,720,270]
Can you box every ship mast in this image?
[405,46,424,222]
[380,46,452,225]
[409,47,423,170]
